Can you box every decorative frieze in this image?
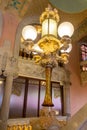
[18,57,70,84]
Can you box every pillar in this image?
[0,74,13,130]
[63,81,71,119]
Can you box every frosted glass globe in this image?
[22,25,37,41]
[58,22,74,37]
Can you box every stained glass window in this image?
[80,43,87,72]
[80,43,87,61]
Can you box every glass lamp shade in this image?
[58,22,74,37]
[42,19,58,37]
[22,25,37,41]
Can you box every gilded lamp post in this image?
[21,6,74,107]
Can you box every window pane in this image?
[0,82,4,109]
[9,83,25,118]
[26,84,38,117]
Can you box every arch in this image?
[73,18,87,43]
[13,15,39,58]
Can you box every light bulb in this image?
[58,22,74,37]
[22,25,37,41]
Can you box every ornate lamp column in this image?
[36,6,60,107]
[22,5,74,109]
[42,64,53,106]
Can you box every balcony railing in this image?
[7,118,32,130]
[6,117,67,130]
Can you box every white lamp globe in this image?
[58,22,74,37]
[22,25,37,41]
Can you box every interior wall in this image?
[68,41,87,116]
[0,11,19,49]
[0,11,87,118]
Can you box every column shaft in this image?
[0,75,13,130]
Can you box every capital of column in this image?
[61,81,71,87]
[3,56,19,79]
[3,71,18,79]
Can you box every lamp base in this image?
[39,106,58,117]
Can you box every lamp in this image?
[22,25,37,41]
[21,5,74,107]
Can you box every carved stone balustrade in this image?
[7,117,67,130]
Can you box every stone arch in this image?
[73,18,87,43]
[13,15,39,58]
